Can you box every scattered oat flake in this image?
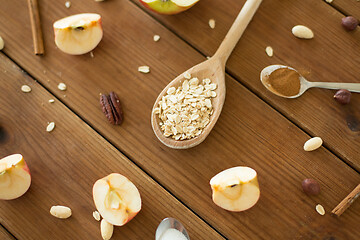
[265,46,273,57]
[90,51,94,58]
[49,99,55,103]
[93,211,101,221]
[153,35,160,42]
[21,85,32,93]
[316,204,325,215]
[209,19,216,29]
[58,83,67,91]
[184,72,191,79]
[206,56,211,60]
[65,1,71,8]
[325,0,333,3]
[138,66,150,73]
[46,122,55,132]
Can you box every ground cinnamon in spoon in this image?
[264,68,301,97]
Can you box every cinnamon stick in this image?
[27,0,44,55]
[332,183,360,216]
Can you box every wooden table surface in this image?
[0,0,359,239]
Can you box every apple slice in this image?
[0,154,31,200]
[53,13,103,55]
[93,173,141,226]
[210,166,260,212]
[140,0,199,15]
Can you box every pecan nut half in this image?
[100,92,123,125]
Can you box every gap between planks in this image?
[0,51,228,240]
[323,0,360,22]
[127,0,360,176]
[0,223,17,240]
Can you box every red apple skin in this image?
[139,0,198,15]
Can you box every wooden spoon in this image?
[151,0,262,149]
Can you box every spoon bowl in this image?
[155,217,190,240]
[260,65,308,98]
[151,0,263,149]
[151,58,226,149]
[261,64,360,98]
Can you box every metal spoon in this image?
[155,218,190,240]
[260,64,360,98]
[151,0,262,149]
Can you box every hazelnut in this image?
[341,16,359,31]
[334,89,351,105]
[302,179,320,195]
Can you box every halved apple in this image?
[53,13,103,55]
[210,167,260,212]
[93,173,141,226]
[0,154,31,200]
[140,0,199,15]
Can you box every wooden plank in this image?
[133,0,360,171]
[0,227,15,240]
[326,0,360,20]
[1,0,360,239]
[0,54,223,239]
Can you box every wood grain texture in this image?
[0,0,360,239]
[0,227,14,240]
[326,0,360,20]
[0,54,223,239]
[134,0,360,171]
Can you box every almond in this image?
[292,25,314,39]
[50,205,72,219]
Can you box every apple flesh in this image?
[210,166,260,212]
[140,0,199,15]
[53,13,103,55]
[0,154,31,200]
[93,173,141,226]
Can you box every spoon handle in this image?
[309,82,360,93]
[213,0,262,65]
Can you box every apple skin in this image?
[0,154,31,200]
[139,0,199,15]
